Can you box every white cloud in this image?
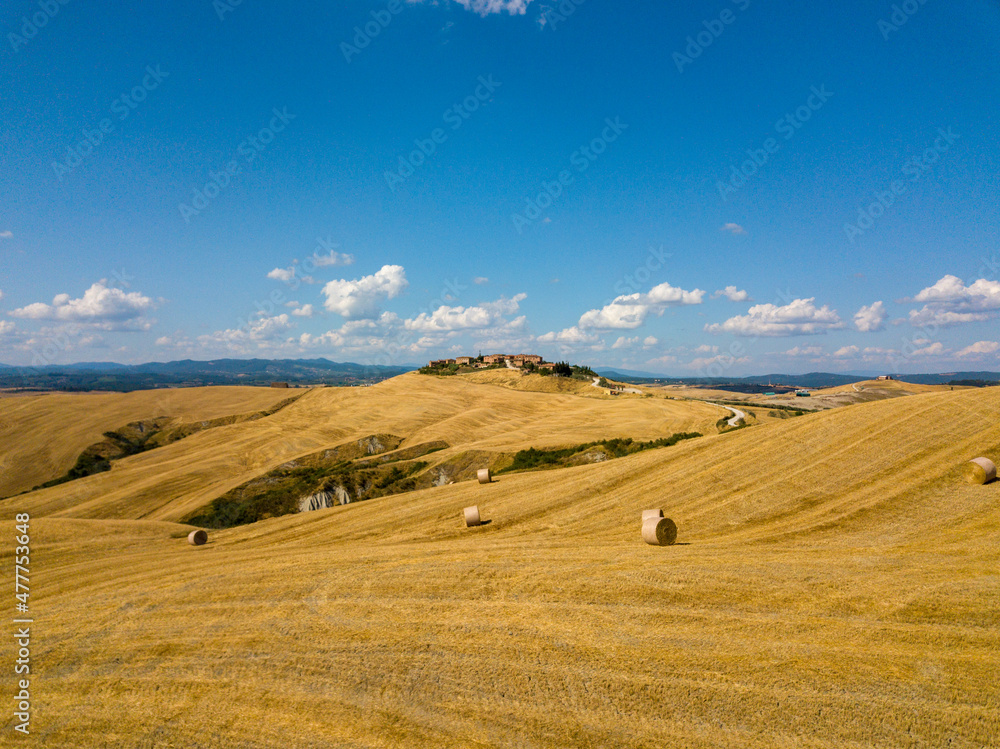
[310,249,353,267]
[854,301,886,332]
[578,281,704,330]
[473,277,489,285]
[643,336,658,347]
[321,265,408,319]
[782,346,825,357]
[0,231,12,239]
[913,275,1000,308]
[0,320,14,336]
[646,354,677,367]
[834,345,860,357]
[155,336,173,346]
[720,223,745,235]
[705,298,843,337]
[198,314,293,350]
[537,326,600,344]
[267,267,296,282]
[694,344,718,354]
[907,275,1000,328]
[912,341,945,357]
[956,340,1000,358]
[611,336,639,349]
[446,0,535,16]
[9,281,155,329]
[291,304,316,318]
[0,290,4,301]
[713,286,751,302]
[908,308,990,327]
[402,294,526,333]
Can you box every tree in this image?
[552,361,572,377]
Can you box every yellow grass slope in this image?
[0,386,297,498]
[0,374,720,522]
[3,383,999,747]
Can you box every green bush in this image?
[498,432,702,474]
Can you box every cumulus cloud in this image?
[9,281,155,329]
[782,346,824,357]
[854,301,886,332]
[402,294,526,333]
[0,231,12,239]
[322,265,408,319]
[198,314,293,350]
[720,223,745,235]
[912,275,1000,308]
[834,345,860,357]
[705,298,843,337]
[0,320,14,336]
[309,249,353,267]
[291,304,316,318]
[447,0,535,15]
[907,308,990,327]
[267,267,296,282]
[956,340,1000,358]
[713,286,751,302]
[643,336,658,347]
[912,341,945,357]
[537,326,600,344]
[578,281,704,330]
[611,336,639,349]
[907,275,1000,328]
[473,277,489,285]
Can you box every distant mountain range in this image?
[0,358,417,392]
[596,369,1000,389]
[1,358,997,393]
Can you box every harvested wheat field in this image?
[1,378,999,747]
[0,386,299,498]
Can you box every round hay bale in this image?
[641,509,664,522]
[187,529,208,546]
[477,468,492,484]
[464,506,482,527]
[641,516,677,546]
[966,457,997,485]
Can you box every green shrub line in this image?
[497,432,702,475]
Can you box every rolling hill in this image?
[0,376,997,747]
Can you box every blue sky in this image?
[1,0,999,375]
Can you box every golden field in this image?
[0,386,298,498]
[1,375,998,747]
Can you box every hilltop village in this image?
[424,353,555,371]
